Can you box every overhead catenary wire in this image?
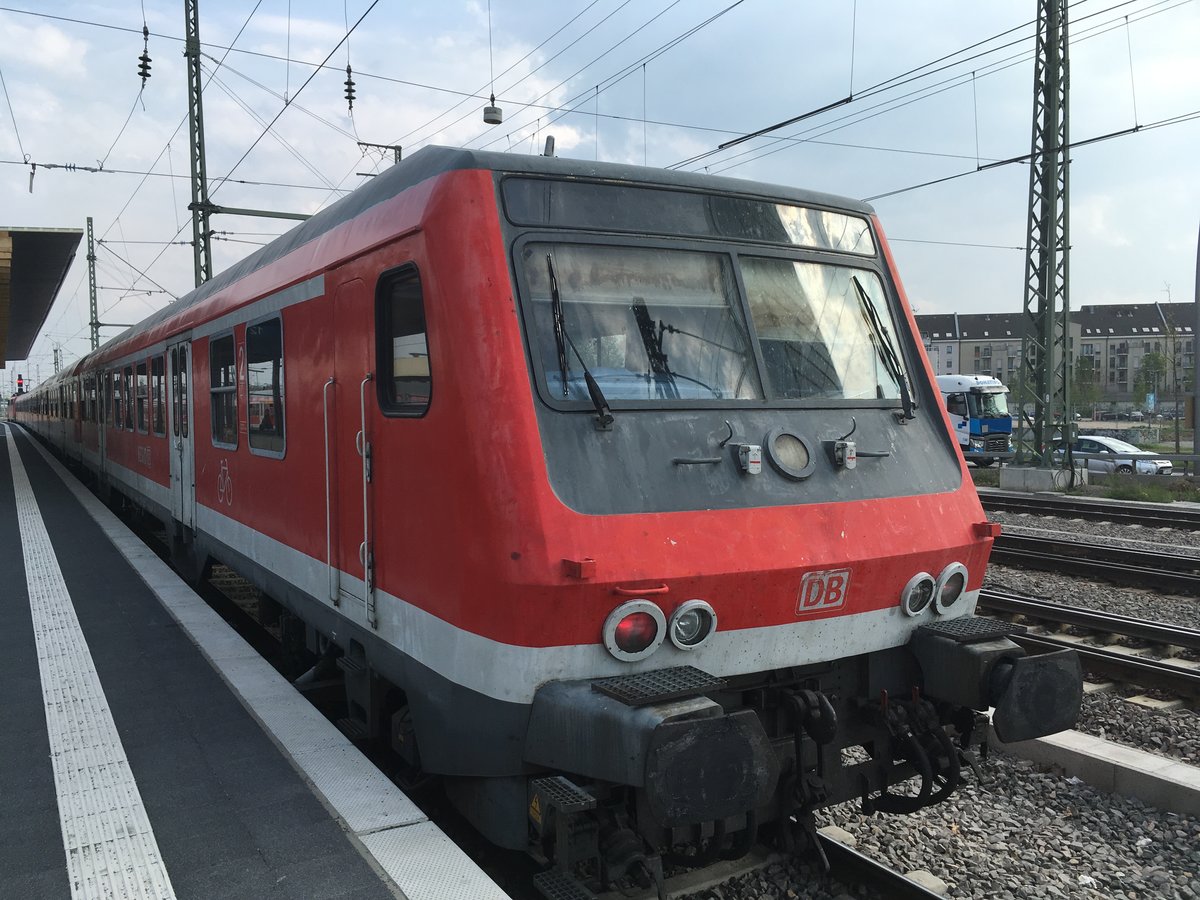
[684,0,1189,178]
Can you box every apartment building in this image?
[915,302,1195,409]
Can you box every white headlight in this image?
[668,599,717,650]
[901,572,936,617]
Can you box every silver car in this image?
[1061,435,1172,475]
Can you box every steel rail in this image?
[818,834,949,899]
[1012,632,1200,700]
[980,490,1200,529]
[979,588,1200,652]
[989,533,1200,595]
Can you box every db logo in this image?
[796,569,851,615]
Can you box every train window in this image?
[179,345,189,438]
[171,349,180,437]
[210,334,238,447]
[503,178,876,256]
[151,355,166,436]
[376,267,431,416]
[522,243,762,403]
[741,258,907,402]
[136,361,149,433]
[111,372,121,428]
[123,366,134,430]
[247,317,285,454]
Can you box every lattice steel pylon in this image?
[185,0,213,287]
[1014,0,1071,466]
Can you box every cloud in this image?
[0,16,89,78]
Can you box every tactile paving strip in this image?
[6,428,176,899]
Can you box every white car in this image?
[1059,435,1173,475]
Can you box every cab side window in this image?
[946,393,968,418]
[210,334,238,447]
[377,266,431,416]
[247,317,285,454]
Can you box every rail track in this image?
[610,837,949,900]
[980,489,1200,529]
[989,532,1200,595]
[978,589,1200,700]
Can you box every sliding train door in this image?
[168,340,196,531]
[331,276,378,627]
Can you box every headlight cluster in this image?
[603,598,718,662]
[900,562,968,618]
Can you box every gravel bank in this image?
[679,754,1200,900]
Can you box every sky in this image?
[1,0,1197,386]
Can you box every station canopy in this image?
[1,226,83,368]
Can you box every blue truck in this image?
[936,374,1013,467]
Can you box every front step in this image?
[533,869,596,900]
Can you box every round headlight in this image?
[668,599,717,650]
[900,572,936,617]
[603,600,666,662]
[765,428,816,480]
[934,562,968,614]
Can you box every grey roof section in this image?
[918,302,1197,341]
[1076,301,1195,336]
[1,227,83,365]
[916,311,1032,340]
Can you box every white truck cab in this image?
[936,374,1013,467]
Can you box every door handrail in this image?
[323,376,337,605]
[359,373,376,629]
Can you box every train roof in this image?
[52,146,877,385]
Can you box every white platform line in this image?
[12,424,511,900]
[5,429,176,900]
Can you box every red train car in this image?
[11,147,1080,893]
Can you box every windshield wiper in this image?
[546,253,614,430]
[851,275,914,421]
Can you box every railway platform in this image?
[0,422,509,900]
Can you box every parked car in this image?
[1054,434,1172,475]
[1129,410,1145,421]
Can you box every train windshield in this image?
[521,241,906,405]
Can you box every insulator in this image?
[139,24,151,84]
[344,64,356,111]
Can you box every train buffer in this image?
[0,422,510,900]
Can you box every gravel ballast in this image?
[679,504,1200,899]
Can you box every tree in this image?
[1135,352,1169,403]
[1071,355,1101,414]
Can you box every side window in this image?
[171,349,180,437]
[247,317,285,454]
[123,366,134,430]
[136,361,149,433]
[106,371,114,426]
[946,393,968,418]
[151,355,166,436]
[376,266,431,416]
[179,345,189,438]
[210,335,237,447]
[112,370,123,429]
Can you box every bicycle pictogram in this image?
[217,458,233,506]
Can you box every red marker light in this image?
[614,612,658,653]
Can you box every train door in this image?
[168,341,196,531]
[330,277,379,627]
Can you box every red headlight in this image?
[603,600,666,662]
[615,612,658,653]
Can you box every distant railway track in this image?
[978,589,1200,700]
[980,490,1200,529]
[989,532,1200,595]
